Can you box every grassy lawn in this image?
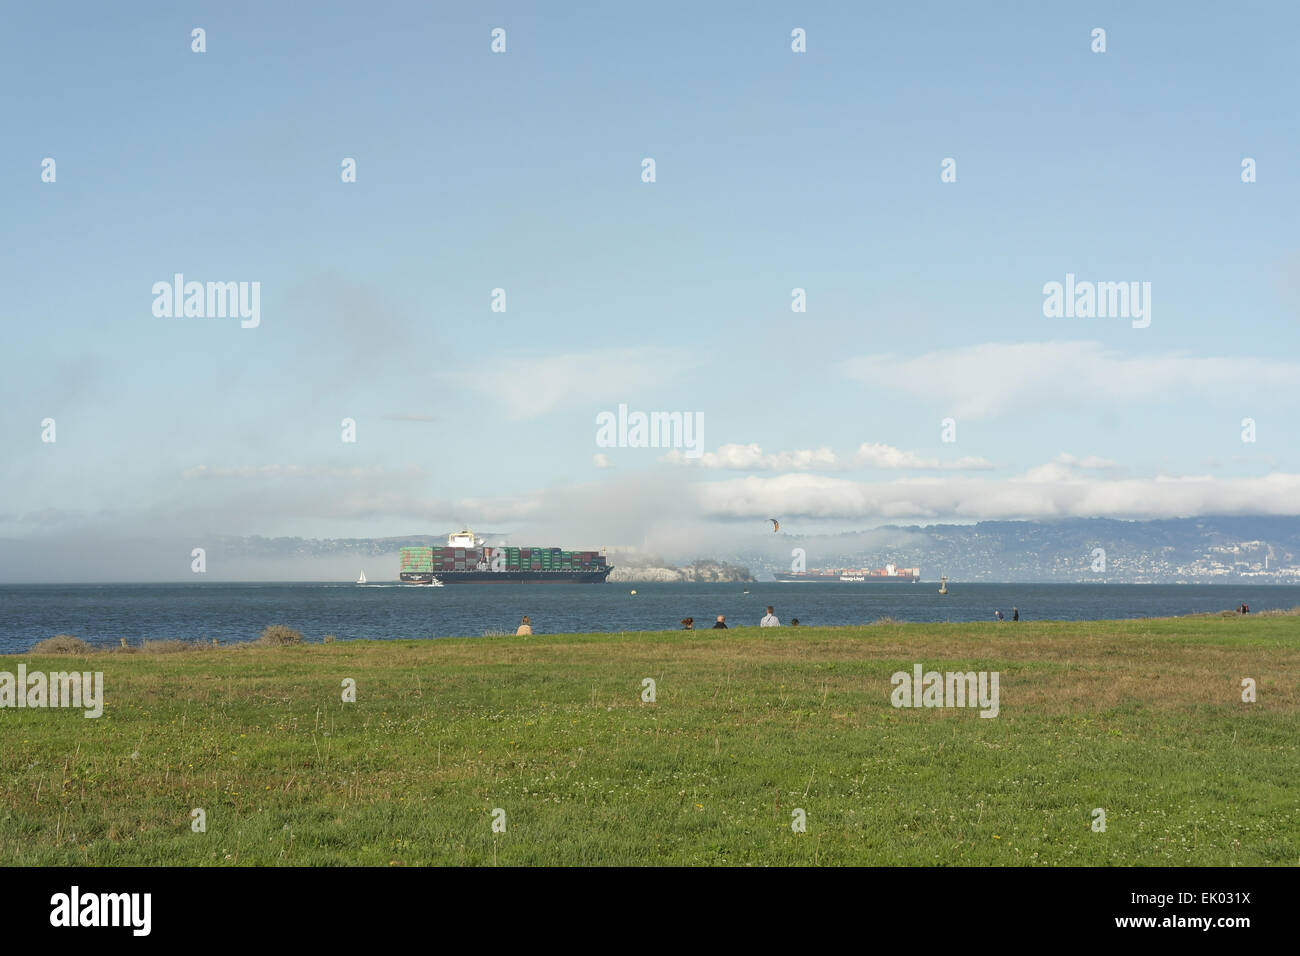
[1,617,1297,866]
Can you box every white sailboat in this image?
[357,570,367,585]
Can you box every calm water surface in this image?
[1,581,1296,652]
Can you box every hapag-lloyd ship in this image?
[400,530,613,584]
[773,563,921,583]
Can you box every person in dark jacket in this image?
[712,615,727,629]
[1012,607,1019,622]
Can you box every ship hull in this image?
[400,569,612,584]
[772,573,920,583]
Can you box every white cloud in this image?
[692,470,1300,522]
[1054,453,1119,470]
[660,443,839,470]
[1021,453,1123,482]
[593,453,612,468]
[660,442,990,472]
[855,443,993,471]
[17,454,1300,557]
[443,347,697,420]
[842,341,1300,420]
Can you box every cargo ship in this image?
[399,530,613,584]
[773,563,921,583]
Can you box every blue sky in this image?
[4,1,1298,566]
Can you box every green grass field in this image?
[2,616,1297,866]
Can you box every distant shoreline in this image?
[3,579,1300,587]
[13,607,1298,655]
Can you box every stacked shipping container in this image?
[398,540,610,583]
[425,547,612,570]
[404,547,607,571]
[399,547,435,572]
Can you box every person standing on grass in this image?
[516,615,533,636]
[1012,607,1019,622]
[760,606,780,627]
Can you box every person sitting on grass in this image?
[681,617,695,630]
[760,606,780,627]
[712,615,727,629]
[516,615,533,636]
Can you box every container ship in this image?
[773,563,921,583]
[400,530,613,584]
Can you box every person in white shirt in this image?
[760,606,780,627]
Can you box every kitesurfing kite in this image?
[769,518,780,532]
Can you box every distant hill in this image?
[609,559,754,584]
[735,516,1300,584]
[207,517,1300,583]
[4,517,1295,583]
